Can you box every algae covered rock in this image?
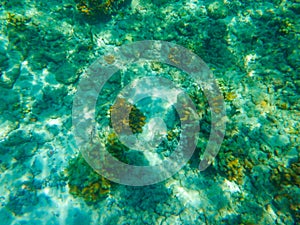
[0,49,21,89]
[207,1,228,19]
[55,62,79,84]
[6,188,38,216]
[0,41,22,88]
[75,0,126,20]
[63,154,112,205]
[0,63,21,89]
[287,49,300,69]
[4,129,32,147]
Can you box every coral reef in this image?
[128,105,146,134]
[110,98,147,134]
[75,0,125,19]
[6,12,30,29]
[218,156,245,185]
[277,18,297,35]
[270,160,300,188]
[206,1,228,20]
[106,131,129,163]
[270,159,300,222]
[63,154,111,205]
[225,92,237,101]
[0,0,299,223]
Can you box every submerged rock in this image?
[207,2,228,20]
[55,62,79,84]
[0,63,21,89]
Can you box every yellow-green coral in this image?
[69,177,110,203]
[106,131,129,163]
[6,12,30,30]
[270,159,300,222]
[75,0,124,19]
[128,105,146,134]
[277,18,296,35]
[64,154,111,205]
[217,150,254,185]
[225,92,237,101]
[225,158,244,184]
[270,161,300,188]
[110,98,146,134]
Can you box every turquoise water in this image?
[0,0,299,224]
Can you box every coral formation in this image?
[223,157,245,184]
[75,0,125,19]
[277,18,296,35]
[270,160,300,188]
[225,92,237,101]
[110,98,146,134]
[128,105,146,134]
[0,0,299,223]
[6,12,30,29]
[270,159,300,222]
[63,154,111,205]
[104,54,116,64]
[106,131,129,163]
[207,1,228,20]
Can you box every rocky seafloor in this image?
[0,0,299,224]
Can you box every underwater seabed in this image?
[0,0,299,224]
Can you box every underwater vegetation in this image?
[216,149,253,185]
[270,160,300,188]
[75,0,125,19]
[0,0,298,222]
[63,104,148,204]
[106,131,129,163]
[270,159,300,222]
[110,98,147,135]
[62,101,148,204]
[6,12,30,30]
[63,154,111,205]
[128,105,147,134]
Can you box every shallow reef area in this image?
[0,0,299,224]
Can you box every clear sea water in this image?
[0,0,299,224]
